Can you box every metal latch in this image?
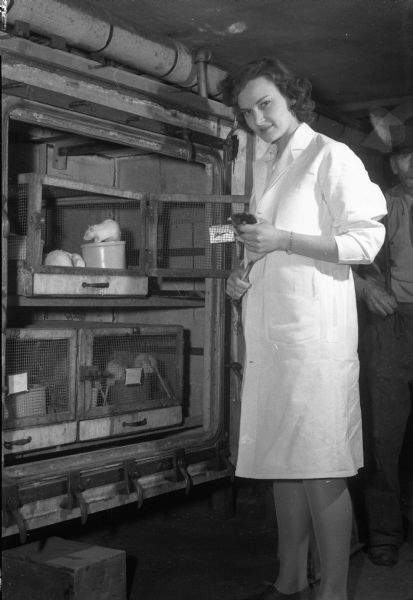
[49,34,67,51]
[60,471,88,525]
[121,459,144,509]
[182,129,195,162]
[3,483,27,544]
[79,365,100,381]
[173,449,192,496]
[224,118,239,170]
[28,211,44,229]
[13,19,30,38]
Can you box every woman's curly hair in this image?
[220,57,316,129]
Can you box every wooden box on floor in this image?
[2,536,126,600]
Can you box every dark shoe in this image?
[367,544,399,566]
[244,583,311,600]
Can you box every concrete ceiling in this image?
[85,0,412,124]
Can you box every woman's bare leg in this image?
[272,480,311,593]
[304,478,352,600]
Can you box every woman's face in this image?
[237,76,299,145]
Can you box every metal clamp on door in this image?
[79,365,100,381]
[174,449,192,496]
[60,471,88,525]
[122,459,144,509]
[3,483,27,544]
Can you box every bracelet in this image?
[286,231,294,255]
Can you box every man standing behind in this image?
[354,125,413,566]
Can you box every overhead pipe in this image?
[6,0,227,98]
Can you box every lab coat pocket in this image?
[265,292,321,346]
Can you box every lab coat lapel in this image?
[265,123,315,190]
[251,123,316,214]
[251,155,270,206]
[265,145,293,190]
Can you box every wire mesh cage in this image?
[7,185,31,261]
[82,326,183,415]
[16,184,143,268]
[153,198,243,275]
[9,173,145,269]
[9,174,248,283]
[5,331,74,426]
[7,184,28,237]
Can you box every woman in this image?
[222,58,387,600]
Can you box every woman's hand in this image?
[236,220,287,255]
[226,267,251,301]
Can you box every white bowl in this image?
[81,241,126,269]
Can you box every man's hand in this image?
[363,281,398,316]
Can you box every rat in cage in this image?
[100,357,126,406]
[102,352,149,406]
[95,347,175,408]
[83,219,121,243]
[43,249,85,267]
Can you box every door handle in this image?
[82,281,110,288]
[4,436,32,449]
[122,418,148,427]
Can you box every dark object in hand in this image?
[229,212,257,226]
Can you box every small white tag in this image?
[125,367,143,386]
[209,225,235,244]
[8,373,28,395]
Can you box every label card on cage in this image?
[125,367,143,386]
[8,372,29,395]
[209,225,235,244]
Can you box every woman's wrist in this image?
[276,230,339,262]
[277,229,291,252]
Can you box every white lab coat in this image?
[236,123,387,479]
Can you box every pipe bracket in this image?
[194,48,211,98]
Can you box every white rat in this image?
[71,253,86,267]
[44,249,74,267]
[105,359,126,382]
[83,219,121,243]
[44,250,85,267]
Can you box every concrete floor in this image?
[24,472,412,600]
[4,415,412,599]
